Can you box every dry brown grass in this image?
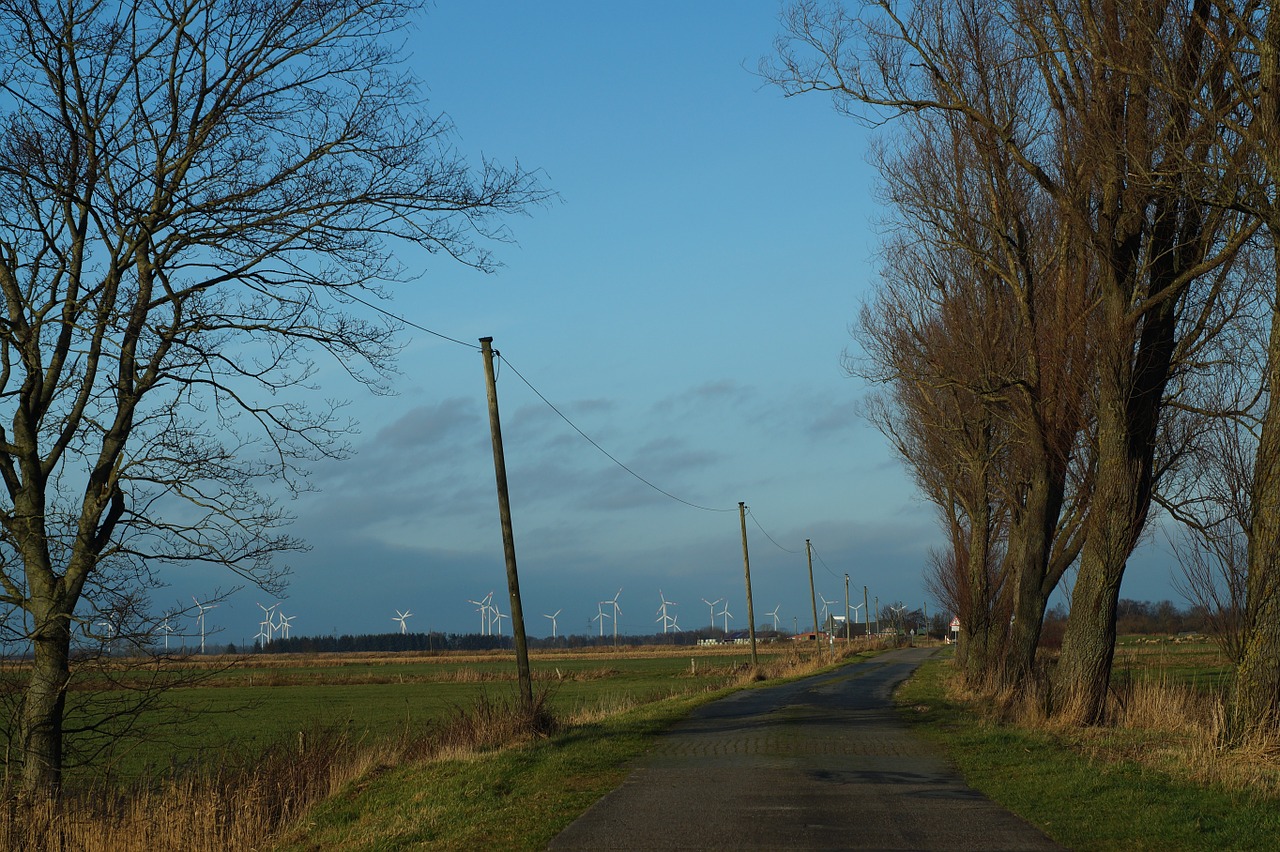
[947,661,1280,797]
[0,687,558,852]
[0,642,866,850]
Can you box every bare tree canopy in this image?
[0,0,549,794]
[767,0,1261,721]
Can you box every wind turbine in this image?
[766,605,781,632]
[718,602,734,634]
[157,614,175,651]
[466,597,488,634]
[256,602,278,645]
[277,613,296,639]
[543,609,561,639]
[193,596,216,654]
[701,597,722,631]
[819,594,836,631]
[608,589,622,645]
[592,602,610,638]
[656,591,678,634]
[484,592,502,635]
[851,601,866,636]
[393,609,412,634]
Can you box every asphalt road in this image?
[547,646,1065,851]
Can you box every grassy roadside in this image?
[272,692,708,850]
[273,648,874,850]
[895,652,1280,850]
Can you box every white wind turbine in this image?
[277,612,296,639]
[466,595,488,635]
[718,602,734,634]
[543,610,561,639]
[766,605,781,632]
[819,594,836,630]
[393,609,413,634]
[607,589,622,644]
[482,591,499,635]
[193,597,217,654]
[256,602,278,645]
[656,591,678,634]
[157,614,175,651]
[492,607,509,636]
[592,602,610,638]
[701,597,722,631]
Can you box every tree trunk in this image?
[1053,303,1153,723]
[1231,247,1280,739]
[1005,462,1055,685]
[20,613,71,795]
[961,443,999,685]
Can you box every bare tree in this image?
[767,0,1254,722]
[0,0,548,795]
[815,1,1095,689]
[1213,0,1280,739]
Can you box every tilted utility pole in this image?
[479,337,533,714]
[864,585,870,638]
[738,502,758,666]
[844,574,851,643]
[806,539,820,653]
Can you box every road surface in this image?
[548,646,1064,851]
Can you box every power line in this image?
[496,352,736,514]
[343,288,481,350]
[806,541,843,579]
[323,296,736,514]
[745,507,802,554]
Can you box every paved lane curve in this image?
[548,647,1064,851]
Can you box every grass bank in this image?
[896,651,1280,850]
[0,643,873,850]
[272,691,704,850]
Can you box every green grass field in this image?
[46,645,791,784]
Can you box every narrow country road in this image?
[547,647,1064,851]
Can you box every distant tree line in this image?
[255,627,793,654]
[248,599,1210,656]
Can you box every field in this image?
[1110,633,1233,691]
[42,642,816,785]
[0,639,860,849]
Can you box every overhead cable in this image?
[497,353,736,514]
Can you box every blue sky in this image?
[175,1,1182,647]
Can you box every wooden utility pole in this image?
[806,539,820,652]
[864,585,870,638]
[844,573,851,642]
[738,502,758,666]
[479,337,533,714]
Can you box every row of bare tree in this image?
[764,0,1279,738]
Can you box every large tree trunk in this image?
[1004,462,1062,686]
[1053,300,1151,722]
[19,610,71,795]
[1231,246,1280,739]
[962,490,998,685]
